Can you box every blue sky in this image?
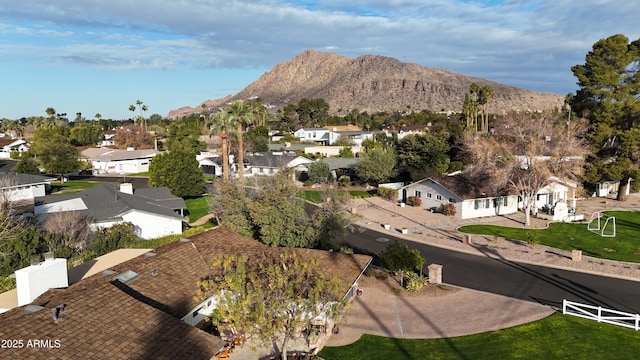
[1,0,638,120]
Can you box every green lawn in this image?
[319,313,640,360]
[184,196,211,223]
[50,180,104,194]
[459,211,640,263]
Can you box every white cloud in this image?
[1,0,639,98]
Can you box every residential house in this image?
[383,124,430,139]
[322,157,361,180]
[0,172,56,213]
[303,145,362,157]
[244,151,313,177]
[99,131,117,147]
[399,175,578,220]
[293,127,333,145]
[196,151,229,177]
[293,126,373,146]
[0,138,30,159]
[34,183,186,239]
[0,226,371,359]
[81,147,159,175]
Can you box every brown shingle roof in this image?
[0,226,371,359]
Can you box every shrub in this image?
[441,203,457,216]
[405,272,428,292]
[407,196,422,207]
[449,161,464,172]
[374,270,389,281]
[303,180,313,187]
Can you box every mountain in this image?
[168,49,564,119]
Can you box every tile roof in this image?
[0,226,371,359]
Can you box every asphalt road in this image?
[345,225,640,314]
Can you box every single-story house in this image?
[398,175,577,220]
[34,183,186,239]
[0,226,371,359]
[303,145,362,157]
[244,151,313,177]
[81,147,160,175]
[293,126,373,146]
[0,172,56,213]
[0,138,30,159]
[383,124,431,139]
[322,157,361,179]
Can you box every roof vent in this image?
[101,269,117,277]
[51,304,66,323]
[113,270,139,284]
[24,304,45,314]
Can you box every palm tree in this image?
[208,111,237,180]
[141,104,149,131]
[228,101,255,181]
[478,85,493,133]
[129,105,136,124]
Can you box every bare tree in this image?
[463,113,588,226]
[0,175,25,243]
[43,211,93,252]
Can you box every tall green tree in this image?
[571,34,640,201]
[396,132,450,180]
[13,156,40,175]
[247,171,314,247]
[208,111,237,180]
[307,159,332,184]
[196,252,343,360]
[165,120,205,153]
[356,146,397,185]
[297,98,330,127]
[228,101,255,182]
[148,150,204,197]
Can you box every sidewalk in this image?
[350,196,640,281]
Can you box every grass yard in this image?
[184,196,211,223]
[50,180,103,194]
[459,211,640,263]
[319,313,640,360]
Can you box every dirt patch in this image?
[358,267,459,298]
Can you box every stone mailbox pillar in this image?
[571,250,582,262]
[463,234,472,245]
[428,264,443,284]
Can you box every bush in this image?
[407,196,422,207]
[303,180,313,187]
[405,272,428,292]
[374,270,389,281]
[441,203,457,216]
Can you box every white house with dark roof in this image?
[34,183,186,239]
[244,151,313,177]
[0,172,55,206]
[81,147,159,174]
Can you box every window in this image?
[474,199,491,210]
[415,190,422,198]
[449,198,456,203]
[494,196,508,207]
[427,193,432,198]
[436,195,442,200]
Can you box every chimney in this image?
[15,258,68,306]
[120,183,133,195]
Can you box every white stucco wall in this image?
[458,196,519,220]
[121,211,183,239]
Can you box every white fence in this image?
[562,299,640,330]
